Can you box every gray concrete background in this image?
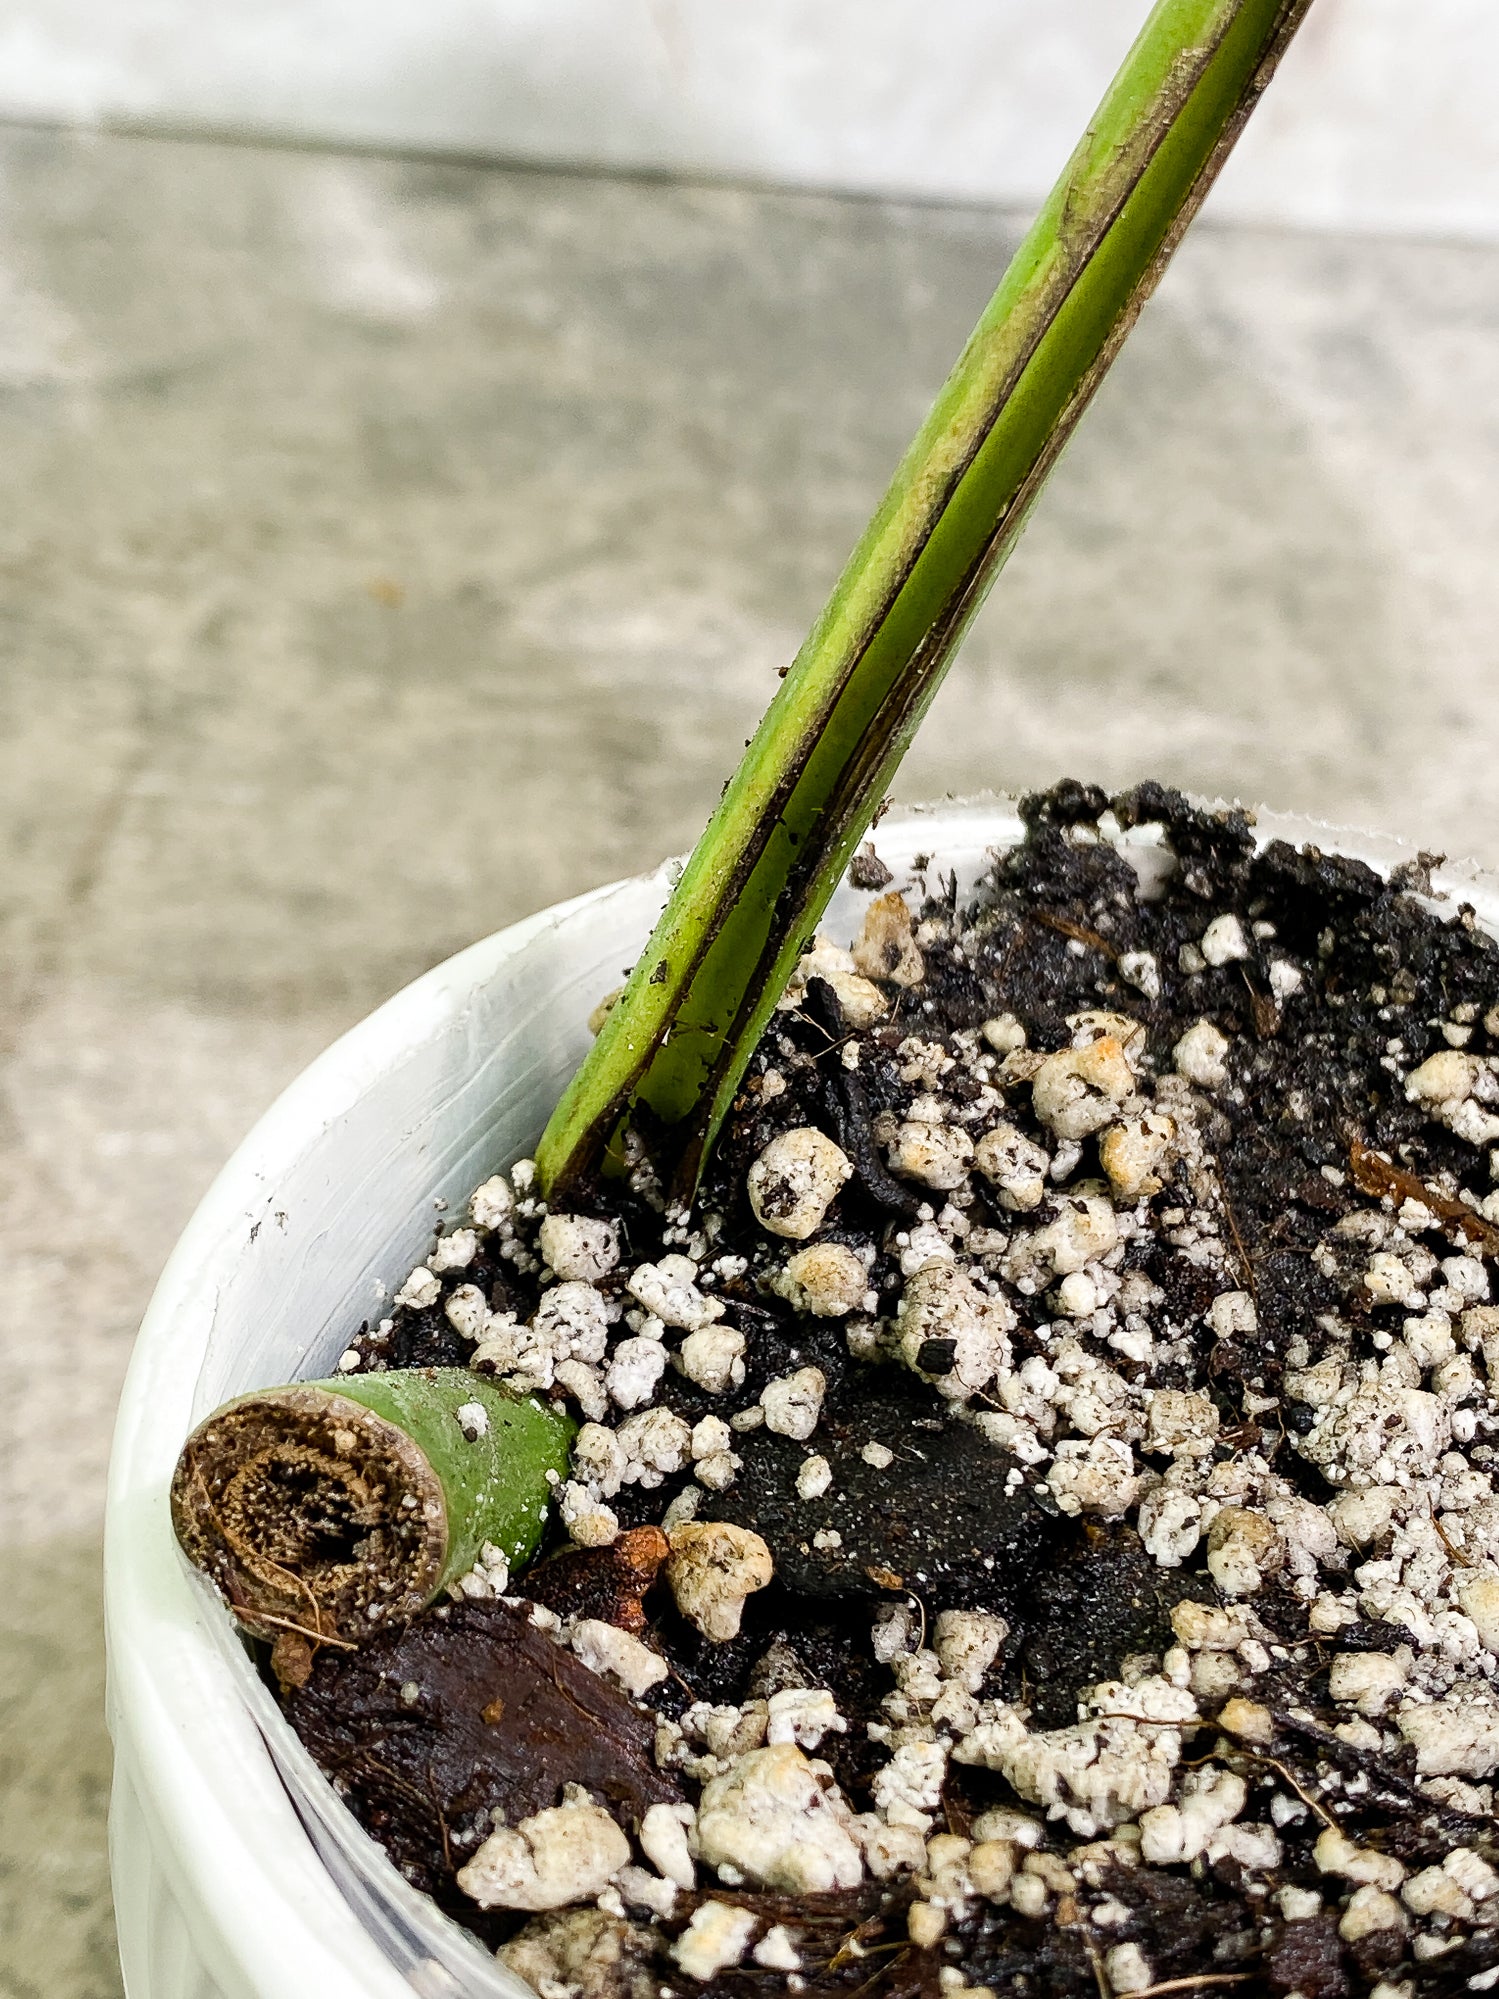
[2,120,1499,1997]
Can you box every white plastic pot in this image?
[104,797,1495,1998]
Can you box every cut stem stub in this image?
[171,1368,574,1646]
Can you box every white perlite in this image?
[674,1325,746,1394]
[1200,913,1249,966]
[445,1285,489,1342]
[695,1743,864,1892]
[1030,1038,1136,1141]
[934,1609,1008,1693]
[766,1687,844,1750]
[666,1522,774,1642]
[430,1228,478,1273]
[672,1900,757,1981]
[1138,1768,1246,1864]
[557,1482,620,1548]
[1045,1436,1140,1519]
[499,1909,649,1994]
[760,1366,827,1440]
[1406,1049,1499,1147]
[1397,1693,1499,1777]
[1118,950,1161,1001]
[567,1619,668,1698]
[888,1118,974,1189]
[1099,1111,1174,1202]
[691,1414,733,1462]
[872,1739,948,1830]
[974,1122,1049,1210]
[1205,1289,1257,1339]
[852,891,925,988]
[1024,1195,1119,1277]
[784,936,889,1029]
[747,1128,853,1239]
[457,1793,630,1912]
[981,1012,1026,1054]
[1294,1380,1452,1488]
[777,1241,868,1316]
[1173,1019,1230,1090]
[393,1265,441,1310]
[954,1676,1198,1838]
[753,1925,802,1972]
[796,1454,833,1500]
[627,1256,723,1331]
[538,1212,620,1283]
[614,1408,692,1484]
[1106,1942,1155,1994]
[639,1802,697,1891]
[896,1261,1014,1399]
[1145,1388,1219,1460]
[1458,1571,1499,1652]
[605,1338,669,1411]
[469,1175,515,1230]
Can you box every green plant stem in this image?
[171,1368,574,1645]
[537,0,1315,1202]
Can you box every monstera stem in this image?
[535,0,1314,1202]
[172,1369,574,1649]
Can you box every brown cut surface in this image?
[170,1387,447,1644]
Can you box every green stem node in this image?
[171,1368,574,1645]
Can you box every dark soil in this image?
[284,783,1499,1996]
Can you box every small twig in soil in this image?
[425,1761,453,1873]
[1431,1501,1474,1567]
[1089,1713,1205,1733]
[1240,967,1281,1039]
[908,1589,929,1656]
[1125,1979,1253,1998]
[828,1916,894,1971]
[1350,1138,1499,1255]
[1250,1752,1339,1831]
[1033,909,1118,960]
[659,1657,699,1700]
[251,1610,358,1652]
[848,1947,914,1999]
[1210,1167,1257,1299]
[1270,1704,1498,1842]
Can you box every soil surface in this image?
[285,784,1499,1996]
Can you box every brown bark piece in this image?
[1349,1138,1499,1256]
[517,1526,669,1633]
[286,1597,680,1905]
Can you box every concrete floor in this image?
[3,120,1499,1997]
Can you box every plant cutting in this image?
[166,4,1499,1996]
[171,1368,573,1661]
[177,0,1312,1636]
